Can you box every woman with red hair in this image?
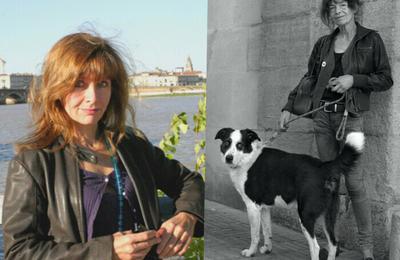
[3,32,204,260]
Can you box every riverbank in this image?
[0,86,206,106]
[130,86,205,97]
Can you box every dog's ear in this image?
[244,129,260,142]
[215,128,234,140]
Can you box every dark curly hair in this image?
[320,0,363,28]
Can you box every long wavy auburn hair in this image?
[15,32,134,153]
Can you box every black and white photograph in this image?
[206,1,399,260]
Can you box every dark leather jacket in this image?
[2,129,204,260]
[283,23,393,115]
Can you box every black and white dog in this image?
[215,128,364,260]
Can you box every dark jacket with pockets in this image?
[2,128,204,260]
[283,23,393,115]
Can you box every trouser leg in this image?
[339,114,373,254]
[345,172,373,255]
[313,111,373,256]
[313,111,339,161]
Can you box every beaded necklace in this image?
[77,137,143,233]
[105,139,125,232]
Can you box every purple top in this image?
[81,168,144,239]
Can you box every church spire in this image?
[185,56,193,72]
[0,57,6,74]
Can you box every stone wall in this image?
[206,0,400,258]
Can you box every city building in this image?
[0,58,37,104]
[0,57,10,89]
[130,57,205,87]
[10,73,34,89]
[0,58,34,89]
[0,74,10,89]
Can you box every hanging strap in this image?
[335,109,348,141]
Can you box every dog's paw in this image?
[241,249,256,257]
[259,244,272,254]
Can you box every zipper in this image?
[74,155,88,242]
[117,150,151,230]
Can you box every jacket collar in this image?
[116,135,158,230]
[45,135,87,242]
[328,22,375,43]
[52,132,158,234]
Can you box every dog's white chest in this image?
[229,170,253,204]
[230,171,246,194]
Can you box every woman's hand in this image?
[156,212,197,258]
[112,230,161,260]
[279,110,291,130]
[328,75,354,93]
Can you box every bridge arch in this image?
[5,93,23,104]
[0,89,28,104]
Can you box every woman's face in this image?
[329,0,356,26]
[63,73,112,129]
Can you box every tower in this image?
[0,57,6,74]
[185,56,193,72]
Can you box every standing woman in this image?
[280,0,392,259]
[2,33,204,260]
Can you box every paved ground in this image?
[205,200,362,260]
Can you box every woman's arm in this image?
[351,32,393,92]
[123,127,204,228]
[143,139,204,257]
[2,158,114,260]
[147,143,204,231]
[282,36,325,112]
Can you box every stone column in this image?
[206,0,264,208]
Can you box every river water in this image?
[0,95,203,258]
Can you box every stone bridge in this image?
[0,89,28,104]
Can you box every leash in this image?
[335,108,348,141]
[285,94,345,126]
[265,93,348,144]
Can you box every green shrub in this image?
[158,87,206,259]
